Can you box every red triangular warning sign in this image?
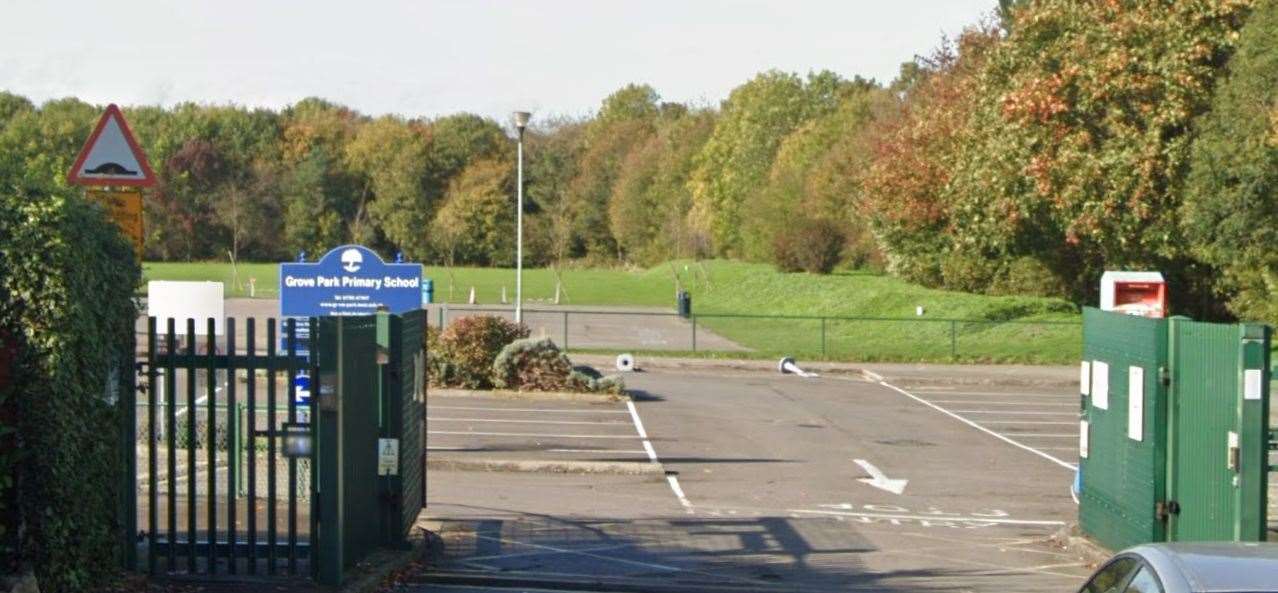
[67,104,155,187]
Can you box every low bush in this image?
[771,218,846,274]
[491,338,625,395]
[432,316,528,389]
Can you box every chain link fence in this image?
[429,305,1081,364]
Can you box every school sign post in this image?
[279,245,423,317]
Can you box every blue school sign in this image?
[279,245,423,317]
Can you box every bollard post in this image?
[563,311,569,351]
[950,320,957,360]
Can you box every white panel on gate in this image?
[1128,366,1144,442]
[1244,369,1263,401]
[1080,361,1091,396]
[147,281,224,336]
[1093,361,1109,410]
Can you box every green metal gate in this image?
[134,310,426,583]
[310,310,426,586]
[1167,319,1271,541]
[1079,308,1272,550]
[1079,308,1170,549]
[138,316,312,576]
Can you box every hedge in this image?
[0,189,140,591]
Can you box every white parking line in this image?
[547,449,649,454]
[928,400,1076,407]
[429,405,629,414]
[626,400,692,512]
[875,381,1078,471]
[981,421,1076,425]
[428,431,639,439]
[999,434,1076,438]
[667,475,693,510]
[951,410,1077,416]
[625,401,649,439]
[911,390,1073,397]
[427,416,631,426]
[642,441,658,462]
[790,508,1065,526]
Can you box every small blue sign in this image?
[293,372,311,405]
[280,245,423,317]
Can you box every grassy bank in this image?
[143,260,1078,319]
[143,259,1082,363]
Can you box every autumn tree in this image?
[746,84,887,268]
[1185,0,1278,325]
[943,1,1251,304]
[608,108,715,264]
[345,115,432,259]
[564,84,662,259]
[689,70,853,256]
[430,158,515,266]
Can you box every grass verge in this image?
[144,259,1084,364]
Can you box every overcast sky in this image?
[0,0,997,122]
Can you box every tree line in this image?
[1,0,1275,325]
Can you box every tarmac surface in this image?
[410,366,1093,593]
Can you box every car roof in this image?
[1130,543,1278,592]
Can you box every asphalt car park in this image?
[416,367,1098,593]
[895,384,1081,469]
[426,396,654,468]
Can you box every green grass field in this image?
[144,259,1083,364]
[144,259,1078,320]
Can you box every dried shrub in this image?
[433,316,528,389]
[492,338,625,395]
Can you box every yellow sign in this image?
[86,189,144,256]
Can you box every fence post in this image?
[691,314,697,352]
[235,402,245,497]
[950,320,957,360]
[821,318,827,358]
[563,311,569,351]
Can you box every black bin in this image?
[677,290,691,318]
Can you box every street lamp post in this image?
[513,111,530,324]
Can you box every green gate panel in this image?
[1080,308,1272,550]
[338,316,383,563]
[1237,324,1271,541]
[1080,307,1169,551]
[1169,321,1271,542]
[1168,319,1239,541]
[314,316,383,585]
[393,310,426,539]
[314,311,428,585]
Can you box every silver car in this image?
[1079,543,1278,593]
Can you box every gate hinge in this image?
[1158,366,1170,388]
[1155,500,1181,522]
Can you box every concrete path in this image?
[428,304,748,352]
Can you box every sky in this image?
[0,0,998,123]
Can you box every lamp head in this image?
[512,111,531,132]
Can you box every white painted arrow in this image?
[853,459,908,495]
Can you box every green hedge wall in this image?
[0,189,140,591]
